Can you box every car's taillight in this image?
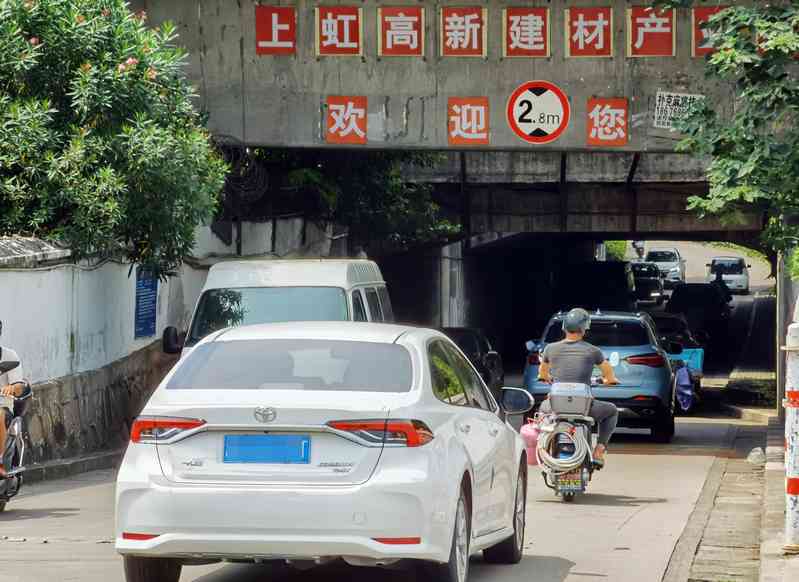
[626,353,666,367]
[527,352,540,366]
[327,419,434,447]
[122,532,159,541]
[130,416,206,443]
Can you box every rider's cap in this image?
[562,308,591,333]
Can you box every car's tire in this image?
[419,483,471,582]
[483,466,526,564]
[652,413,676,443]
[123,556,182,582]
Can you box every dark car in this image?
[553,261,637,312]
[666,283,731,338]
[647,311,706,348]
[631,262,665,305]
[441,327,504,399]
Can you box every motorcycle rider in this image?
[537,308,620,466]
[0,346,28,478]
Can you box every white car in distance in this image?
[706,256,751,294]
[116,322,533,582]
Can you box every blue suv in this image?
[523,311,681,443]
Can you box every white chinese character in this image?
[258,12,293,49]
[634,11,671,49]
[445,12,480,50]
[385,12,418,50]
[321,12,358,49]
[571,12,609,51]
[590,104,626,141]
[450,104,487,140]
[509,14,545,51]
[329,102,365,138]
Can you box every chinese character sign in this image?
[441,7,486,57]
[327,96,368,144]
[316,6,362,56]
[692,7,726,57]
[566,7,613,57]
[587,98,628,146]
[255,6,296,55]
[448,97,489,145]
[653,90,704,131]
[378,7,424,57]
[503,8,549,58]
[627,7,675,57]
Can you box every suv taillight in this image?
[130,416,206,443]
[626,353,666,367]
[327,419,434,447]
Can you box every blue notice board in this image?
[134,267,158,338]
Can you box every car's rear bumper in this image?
[115,448,453,563]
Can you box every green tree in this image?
[0,0,227,277]
[260,149,460,253]
[655,1,799,255]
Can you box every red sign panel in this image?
[566,7,613,58]
[326,96,367,144]
[378,7,424,57]
[255,6,296,55]
[441,7,486,57]
[448,97,490,145]
[692,6,727,57]
[503,8,549,58]
[627,7,675,57]
[316,6,362,56]
[587,98,629,147]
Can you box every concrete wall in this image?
[132,0,732,153]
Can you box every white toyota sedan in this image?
[116,322,533,582]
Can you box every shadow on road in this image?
[534,493,667,507]
[0,506,80,521]
[187,555,577,582]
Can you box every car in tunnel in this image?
[522,311,681,442]
[631,262,666,305]
[706,256,751,294]
[645,248,686,288]
[116,322,533,582]
[665,283,732,341]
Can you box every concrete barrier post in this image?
[785,323,799,553]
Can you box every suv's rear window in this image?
[646,251,677,262]
[169,339,413,392]
[545,320,650,346]
[710,259,744,275]
[187,287,348,346]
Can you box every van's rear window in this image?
[168,339,412,392]
[187,287,348,346]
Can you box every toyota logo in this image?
[254,407,277,423]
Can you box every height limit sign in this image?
[507,81,571,145]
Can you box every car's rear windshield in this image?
[187,287,348,346]
[168,339,413,392]
[646,251,677,262]
[710,259,744,274]
[545,320,650,346]
[632,263,660,277]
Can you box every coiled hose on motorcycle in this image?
[536,422,591,474]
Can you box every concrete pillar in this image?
[784,323,799,553]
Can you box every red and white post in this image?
[784,323,799,553]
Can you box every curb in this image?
[21,449,124,485]
[718,403,776,424]
[760,416,794,582]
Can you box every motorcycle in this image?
[535,380,600,503]
[0,347,32,513]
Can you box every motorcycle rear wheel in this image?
[562,493,576,503]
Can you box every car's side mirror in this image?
[162,326,184,355]
[665,341,684,355]
[501,387,534,415]
[0,345,21,375]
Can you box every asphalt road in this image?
[0,414,759,582]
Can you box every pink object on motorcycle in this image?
[520,419,540,466]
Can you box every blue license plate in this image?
[223,434,311,464]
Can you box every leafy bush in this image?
[605,241,628,262]
[0,0,227,276]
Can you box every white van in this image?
[163,259,394,356]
